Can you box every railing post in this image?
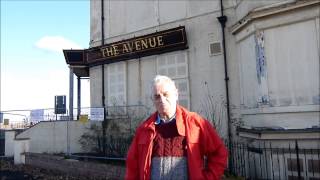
[295,140,301,179]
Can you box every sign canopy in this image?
[63,26,188,67]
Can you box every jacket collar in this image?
[175,105,186,136]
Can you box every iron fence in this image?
[0,130,4,156]
[228,140,320,180]
[74,134,320,180]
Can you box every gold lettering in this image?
[149,37,157,48]
[123,43,130,53]
[101,49,106,57]
[157,36,164,46]
[101,34,167,58]
[101,46,114,57]
[141,39,149,49]
[135,41,141,50]
[128,42,134,52]
[113,45,119,56]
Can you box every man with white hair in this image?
[126,75,228,180]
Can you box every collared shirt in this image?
[154,113,176,125]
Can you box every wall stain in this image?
[255,31,266,84]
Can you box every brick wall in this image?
[25,153,126,179]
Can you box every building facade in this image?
[65,0,318,136]
[64,0,320,137]
[64,0,319,168]
[90,0,233,138]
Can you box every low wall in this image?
[14,138,29,164]
[15,121,97,154]
[5,130,16,156]
[25,153,126,179]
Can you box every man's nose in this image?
[159,94,166,102]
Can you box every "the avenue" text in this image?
[101,36,164,57]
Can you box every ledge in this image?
[237,126,320,140]
[230,0,320,35]
[240,105,320,115]
[14,138,30,141]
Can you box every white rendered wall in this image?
[88,0,240,138]
[90,0,238,45]
[89,0,319,138]
[15,121,91,154]
[14,139,29,164]
[233,2,320,128]
[5,130,15,156]
[233,0,297,22]
[90,65,104,108]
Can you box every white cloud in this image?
[35,36,82,53]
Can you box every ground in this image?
[1,158,243,180]
[0,159,92,180]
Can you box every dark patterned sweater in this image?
[151,119,188,180]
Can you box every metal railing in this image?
[73,138,320,180]
[74,135,132,161]
[75,129,320,180]
[0,130,4,156]
[0,105,151,130]
[227,140,320,180]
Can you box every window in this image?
[239,19,320,108]
[107,62,126,115]
[264,20,319,106]
[157,52,190,109]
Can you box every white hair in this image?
[152,75,177,92]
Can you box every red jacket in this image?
[125,105,228,180]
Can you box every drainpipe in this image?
[217,0,233,173]
[101,0,106,112]
[101,0,107,155]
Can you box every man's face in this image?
[152,82,178,118]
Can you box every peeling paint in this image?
[255,31,266,84]
[312,95,320,104]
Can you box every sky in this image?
[0,0,90,115]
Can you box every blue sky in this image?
[1,0,90,112]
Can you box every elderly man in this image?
[126,75,228,180]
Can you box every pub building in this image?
[64,1,320,174]
[64,1,231,138]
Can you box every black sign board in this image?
[55,95,66,114]
[64,26,188,66]
[63,50,85,65]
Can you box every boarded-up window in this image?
[264,20,319,106]
[238,19,320,108]
[157,52,190,109]
[238,35,260,108]
[107,62,126,109]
